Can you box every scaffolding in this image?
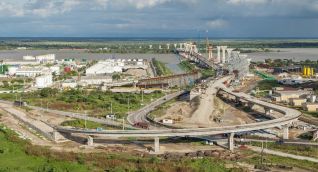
[225,51,251,79]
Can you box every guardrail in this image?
[56,78,301,138]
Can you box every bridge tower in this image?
[217,46,221,63]
[221,46,228,64]
[208,44,213,61]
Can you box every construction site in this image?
[0,40,317,172]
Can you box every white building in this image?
[15,67,43,77]
[79,76,112,86]
[23,55,36,60]
[61,79,78,89]
[86,59,147,76]
[8,66,19,76]
[86,59,123,75]
[35,75,53,88]
[49,66,60,75]
[36,54,56,63]
[4,61,40,66]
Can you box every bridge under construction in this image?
[137,71,201,88]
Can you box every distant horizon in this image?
[1,36,318,41]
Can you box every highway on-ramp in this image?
[56,76,302,138]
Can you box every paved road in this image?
[237,138,318,146]
[29,105,136,129]
[190,77,229,125]
[0,99,136,129]
[56,75,301,138]
[249,146,318,163]
[127,90,186,129]
[0,102,58,140]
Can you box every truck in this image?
[14,101,27,107]
[133,122,149,129]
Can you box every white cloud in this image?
[127,0,170,9]
[0,2,24,17]
[227,0,269,5]
[95,0,110,8]
[206,19,228,29]
[24,0,82,17]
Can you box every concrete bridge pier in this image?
[52,131,59,142]
[264,107,273,115]
[247,102,254,109]
[282,125,289,140]
[154,137,160,153]
[87,136,94,146]
[228,133,235,151]
[312,130,318,141]
[235,97,241,104]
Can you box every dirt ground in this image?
[157,95,256,128]
[124,68,148,78]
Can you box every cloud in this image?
[0,0,318,37]
[227,0,269,5]
[128,0,170,9]
[95,0,109,8]
[206,19,228,29]
[21,0,82,17]
[0,2,24,17]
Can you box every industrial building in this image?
[86,59,147,76]
[23,55,36,60]
[61,79,78,89]
[290,98,307,107]
[22,54,56,63]
[302,103,318,112]
[35,75,53,88]
[302,66,316,78]
[15,67,43,77]
[7,65,59,77]
[271,87,312,103]
[273,66,302,74]
[4,60,40,66]
[79,76,113,86]
[49,66,60,75]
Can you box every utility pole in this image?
[84,111,87,129]
[46,102,49,112]
[122,118,125,130]
[110,102,113,114]
[128,98,130,112]
[141,89,144,105]
[261,141,264,165]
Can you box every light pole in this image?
[141,89,144,105]
[84,110,87,129]
[122,118,125,130]
[127,98,130,112]
[110,102,113,114]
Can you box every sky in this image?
[0,0,318,38]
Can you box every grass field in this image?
[255,80,280,91]
[0,89,164,118]
[250,142,318,159]
[61,119,121,130]
[0,125,89,172]
[152,58,173,76]
[240,149,318,172]
[0,124,240,172]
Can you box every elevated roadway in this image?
[127,90,187,129]
[177,48,218,69]
[56,76,301,140]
